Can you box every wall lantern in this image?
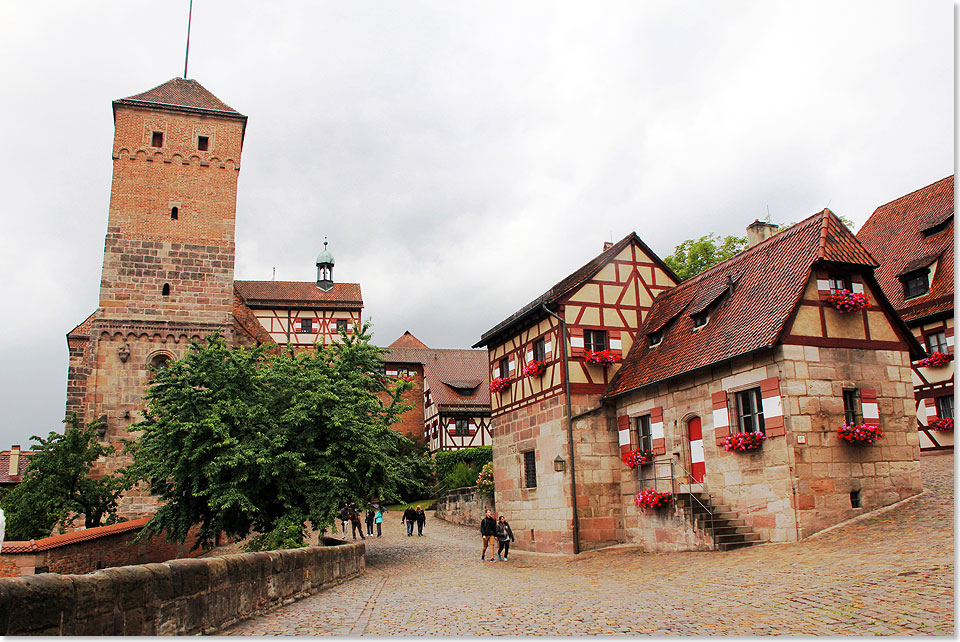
[554,455,566,472]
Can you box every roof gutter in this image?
[541,303,580,555]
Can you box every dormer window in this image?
[692,311,709,329]
[828,274,849,293]
[648,330,663,347]
[901,270,930,300]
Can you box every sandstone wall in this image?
[433,486,494,527]
[0,541,363,635]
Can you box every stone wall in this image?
[434,486,494,527]
[0,540,364,635]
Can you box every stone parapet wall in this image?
[0,540,364,635]
[434,486,494,527]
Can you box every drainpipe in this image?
[541,303,580,554]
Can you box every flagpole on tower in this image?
[183,0,194,78]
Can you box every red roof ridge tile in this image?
[1,517,151,554]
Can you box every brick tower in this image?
[65,78,247,516]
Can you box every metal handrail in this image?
[637,457,717,551]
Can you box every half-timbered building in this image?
[381,332,491,451]
[857,176,954,451]
[477,213,924,554]
[473,233,679,554]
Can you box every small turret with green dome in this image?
[316,238,335,291]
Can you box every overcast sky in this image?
[0,1,952,448]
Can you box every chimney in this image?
[603,242,614,251]
[746,220,779,247]
[8,445,20,477]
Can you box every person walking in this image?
[480,508,497,561]
[496,515,515,561]
[339,503,350,537]
[365,505,375,536]
[402,506,417,536]
[375,506,384,538]
[415,505,426,536]
[349,505,366,540]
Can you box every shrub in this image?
[444,462,479,490]
[477,462,495,496]
[435,446,492,483]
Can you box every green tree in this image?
[664,234,748,281]
[2,416,127,540]
[126,325,431,551]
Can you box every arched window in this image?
[148,353,171,371]
[162,283,170,296]
[171,206,179,220]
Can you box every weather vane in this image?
[183,0,194,78]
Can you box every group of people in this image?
[338,502,384,540]
[401,505,427,536]
[480,508,515,561]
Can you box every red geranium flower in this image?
[837,423,884,445]
[825,289,869,313]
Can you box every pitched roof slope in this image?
[0,450,34,485]
[389,331,429,349]
[380,347,491,411]
[474,233,679,348]
[606,209,883,397]
[856,175,954,323]
[234,281,363,309]
[2,517,150,554]
[114,78,244,117]
[232,287,276,347]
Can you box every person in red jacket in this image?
[480,509,497,561]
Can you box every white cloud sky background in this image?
[0,1,952,447]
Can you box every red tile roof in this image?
[66,311,96,341]
[232,287,276,347]
[606,209,908,397]
[1,517,150,554]
[856,176,954,324]
[381,347,491,412]
[389,331,429,349]
[474,233,679,348]
[114,78,244,118]
[0,450,34,485]
[234,281,363,309]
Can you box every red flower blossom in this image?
[635,488,673,509]
[825,289,869,313]
[836,423,884,445]
[917,353,950,368]
[523,360,547,377]
[929,417,953,432]
[489,377,511,393]
[721,431,765,452]
[622,448,654,469]
[584,349,619,366]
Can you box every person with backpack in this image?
[480,509,497,561]
[349,505,366,540]
[374,506,384,538]
[402,506,417,536]
[414,505,426,536]
[339,503,350,537]
[365,505,376,536]
[496,515,515,561]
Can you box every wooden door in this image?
[688,416,705,483]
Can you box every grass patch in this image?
[383,498,437,512]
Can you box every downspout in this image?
[541,303,580,554]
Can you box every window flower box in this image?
[825,289,869,313]
[584,349,619,366]
[721,431,765,452]
[622,448,654,469]
[489,377,511,393]
[523,360,547,377]
[635,488,673,510]
[837,423,884,445]
[929,417,953,432]
[917,353,950,368]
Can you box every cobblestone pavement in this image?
[224,453,954,636]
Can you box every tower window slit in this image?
[151,131,163,147]
[162,283,170,296]
[171,206,178,220]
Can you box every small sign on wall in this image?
[796,434,807,444]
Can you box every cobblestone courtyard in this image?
[225,453,953,636]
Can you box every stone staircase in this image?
[674,487,762,551]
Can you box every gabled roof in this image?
[380,346,491,412]
[232,287,276,347]
[474,233,679,348]
[234,281,363,309]
[114,78,244,118]
[606,209,905,397]
[0,450,34,485]
[66,311,96,341]
[856,175,954,324]
[389,331,429,349]
[2,517,150,554]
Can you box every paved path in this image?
[224,453,954,636]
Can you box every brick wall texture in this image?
[433,486,495,528]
